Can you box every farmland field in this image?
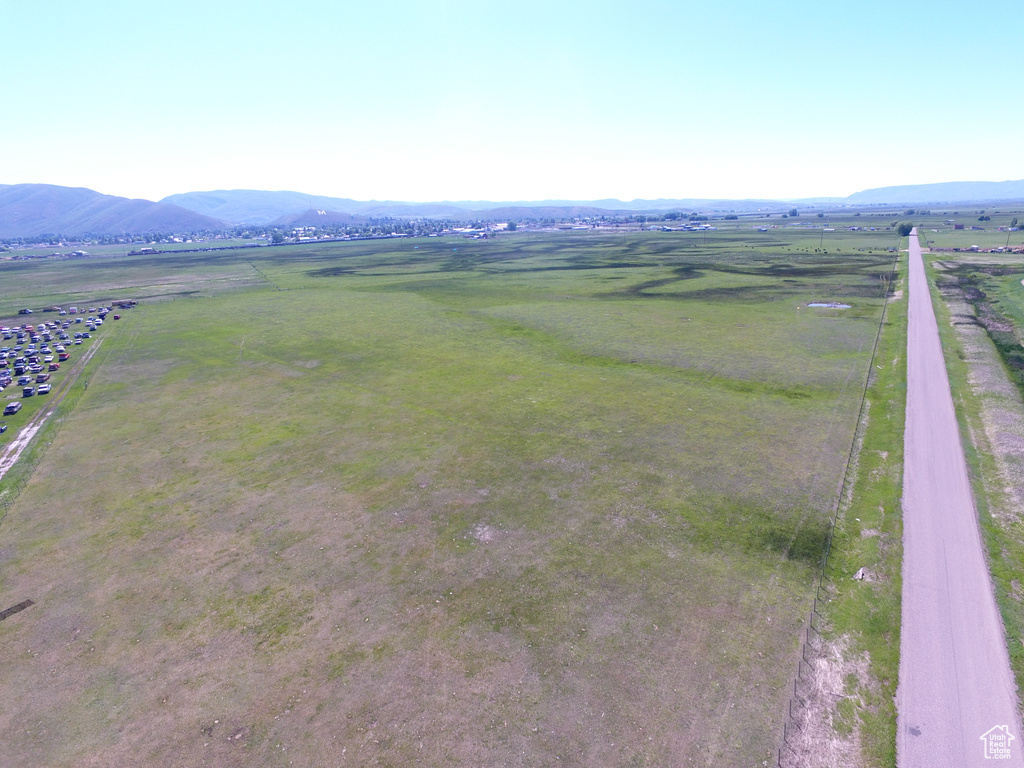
[0,230,896,766]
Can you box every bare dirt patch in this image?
[941,283,1024,518]
[782,635,870,768]
[240,359,306,378]
[472,523,498,543]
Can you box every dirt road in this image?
[897,231,1024,765]
[0,339,102,482]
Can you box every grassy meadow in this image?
[912,206,1024,251]
[0,230,896,766]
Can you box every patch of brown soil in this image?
[781,635,868,768]
[942,284,1024,518]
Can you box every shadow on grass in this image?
[689,500,831,565]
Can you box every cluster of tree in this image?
[638,211,708,222]
[3,208,805,249]
[238,217,463,242]
[0,234,73,246]
[1,229,225,247]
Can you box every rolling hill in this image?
[269,209,369,227]
[164,181,1024,226]
[0,184,227,238]
[160,190,364,225]
[5,178,1024,239]
[161,190,787,224]
[846,179,1024,205]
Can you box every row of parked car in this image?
[1,306,114,423]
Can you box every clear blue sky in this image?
[2,0,1021,203]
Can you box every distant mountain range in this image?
[160,181,1024,225]
[845,179,1024,205]
[2,179,1023,239]
[160,190,793,225]
[0,184,226,238]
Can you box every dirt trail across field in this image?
[0,339,102,481]
[896,231,1024,766]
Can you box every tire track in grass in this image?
[0,338,103,481]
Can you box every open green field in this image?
[718,206,1023,254]
[912,207,1024,251]
[0,237,265,260]
[0,230,895,766]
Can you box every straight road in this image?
[897,231,1024,765]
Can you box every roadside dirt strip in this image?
[0,338,102,482]
[897,231,1024,766]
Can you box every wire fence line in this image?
[777,248,901,767]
